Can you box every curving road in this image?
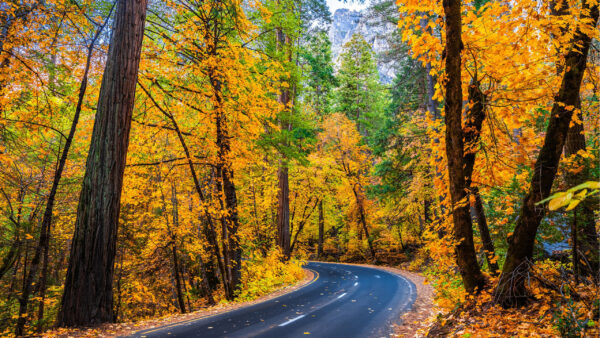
[132,262,417,338]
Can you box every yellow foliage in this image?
[236,249,305,301]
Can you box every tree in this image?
[494,0,599,306]
[302,31,336,117]
[57,0,148,326]
[14,5,113,334]
[442,0,485,293]
[335,33,385,136]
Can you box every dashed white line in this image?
[336,292,347,299]
[278,314,306,327]
[353,282,358,287]
[374,275,381,279]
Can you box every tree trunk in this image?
[170,243,186,313]
[219,132,242,300]
[277,165,291,258]
[462,80,499,276]
[442,0,485,292]
[275,26,292,260]
[564,107,599,280]
[188,194,215,304]
[352,187,376,260]
[472,188,499,275]
[57,0,148,326]
[16,12,110,333]
[290,199,319,253]
[494,0,598,306]
[35,228,50,333]
[317,200,324,259]
[169,183,186,313]
[571,210,579,284]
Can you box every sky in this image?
[326,0,370,14]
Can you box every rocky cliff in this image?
[329,8,398,83]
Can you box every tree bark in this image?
[472,188,499,275]
[494,0,598,306]
[352,186,376,260]
[16,11,111,333]
[169,183,186,313]
[317,200,324,259]
[207,61,243,300]
[57,0,148,326]
[564,107,599,280]
[442,0,485,292]
[462,80,499,275]
[275,25,292,260]
[188,193,215,304]
[290,199,319,253]
[277,165,291,258]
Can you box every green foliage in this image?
[335,33,387,136]
[301,31,337,117]
[552,293,592,337]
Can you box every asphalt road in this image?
[132,262,417,338]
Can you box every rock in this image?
[328,8,398,84]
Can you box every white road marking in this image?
[375,275,381,278]
[353,282,358,287]
[279,314,306,327]
[336,292,347,299]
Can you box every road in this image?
[132,262,417,338]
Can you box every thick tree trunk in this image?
[442,0,485,292]
[317,200,324,259]
[57,0,147,326]
[275,26,292,260]
[16,11,110,333]
[494,0,598,306]
[551,0,599,282]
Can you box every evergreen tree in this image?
[335,33,385,136]
[301,31,336,117]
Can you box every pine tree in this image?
[335,33,385,136]
[302,31,336,117]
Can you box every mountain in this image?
[328,8,398,84]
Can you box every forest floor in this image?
[43,270,315,337]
